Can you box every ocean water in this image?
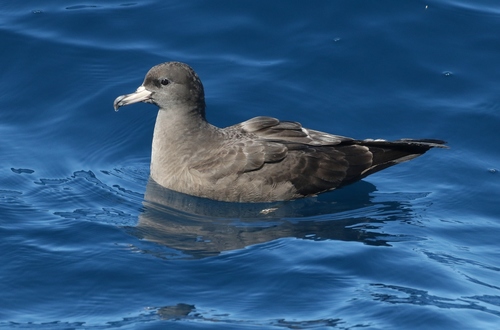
[1,1,500,329]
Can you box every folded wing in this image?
[191,116,446,198]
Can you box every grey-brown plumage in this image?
[114,62,447,202]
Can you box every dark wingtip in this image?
[397,139,449,149]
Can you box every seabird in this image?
[114,62,446,202]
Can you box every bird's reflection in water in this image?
[131,179,426,258]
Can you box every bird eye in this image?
[160,78,170,86]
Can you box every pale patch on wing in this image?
[301,127,311,138]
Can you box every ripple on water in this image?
[2,165,148,229]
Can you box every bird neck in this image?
[151,105,216,158]
[149,104,219,188]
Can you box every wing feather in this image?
[191,116,446,200]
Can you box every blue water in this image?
[1,1,499,329]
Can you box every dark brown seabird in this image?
[114,61,446,202]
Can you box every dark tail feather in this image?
[361,138,448,150]
[356,138,448,179]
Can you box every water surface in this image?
[1,1,499,329]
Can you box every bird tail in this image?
[349,138,448,181]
